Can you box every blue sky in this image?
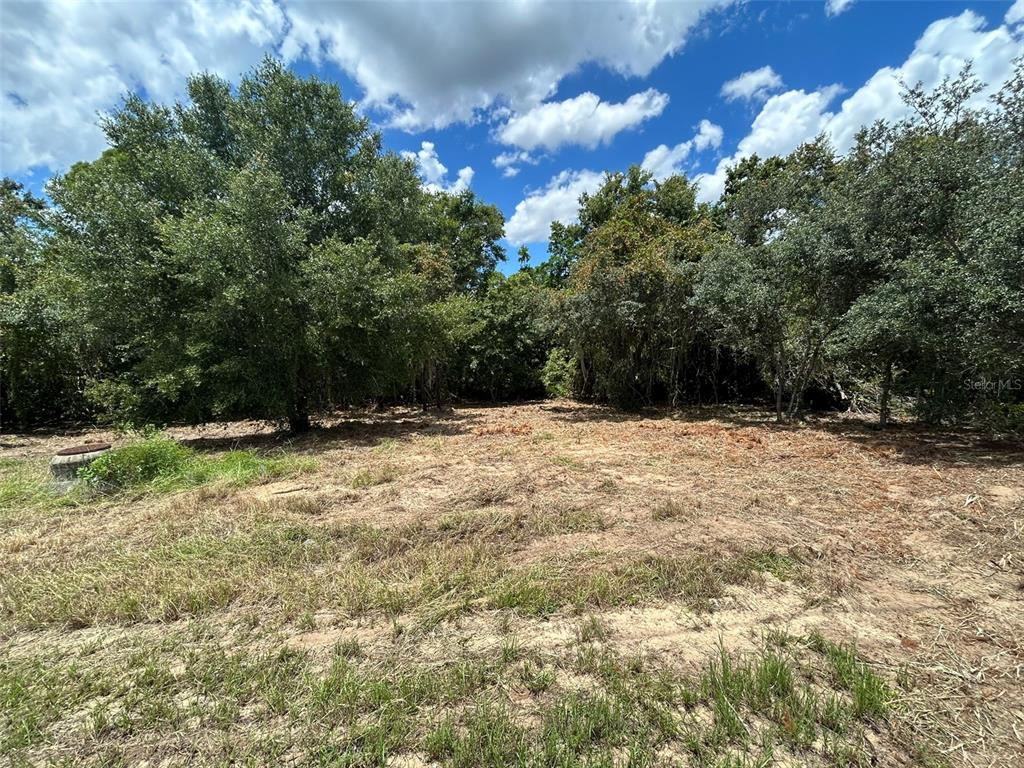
[3,1,1022,268]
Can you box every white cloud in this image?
[493,150,537,178]
[693,119,726,152]
[1006,0,1024,26]
[825,0,856,17]
[641,119,723,180]
[505,169,605,245]
[496,89,669,151]
[401,141,473,194]
[447,167,475,195]
[1,0,732,176]
[721,66,784,102]
[1,0,286,175]
[695,11,1023,202]
[282,0,729,130]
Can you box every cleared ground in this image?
[1,401,1022,767]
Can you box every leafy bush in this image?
[80,437,191,488]
[79,435,310,492]
[541,348,576,398]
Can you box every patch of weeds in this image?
[447,702,530,767]
[2,631,907,767]
[339,521,428,562]
[0,518,343,628]
[576,615,611,643]
[489,552,755,616]
[79,435,312,494]
[436,505,604,547]
[809,633,893,720]
[741,550,800,581]
[539,691,629,760]
[651,498,697,521]
[501,636,522,663]
[373,438,399,454]
[424,716,458,761]
[0,459,86,521]
[519,660,555,694]
[333,638,364,660]
[349,462,399,489]
[554,455,583,470]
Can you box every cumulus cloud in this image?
[1007,0,1024,26]
[505,169,605,245]
[1,0,730,176]
[641,119,723,180]
[825,0,856,17]
[401,141,473,194]
[283,1,728,131]
[510,119,725,245]
[720,66,784,102]
[496,89,669,151]
[493,150,538,178]
[695,11,1023,202]
[0,0,286,175]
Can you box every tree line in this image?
[2,58,1022,432]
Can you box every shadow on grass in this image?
[174,405,486,455]
[542,400,1024,469]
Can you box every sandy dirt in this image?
[3,400,1022,765]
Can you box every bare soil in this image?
[2,400,1022,766]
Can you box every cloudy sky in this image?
[2,0,1023,263]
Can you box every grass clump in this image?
[488,551,761,616]
[0,460,83,520]
[2,630,904,767]
[80,435,311,493]
[809,633,894,720]
[349,462,399,489]
[651,498,697,521]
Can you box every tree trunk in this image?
[879,359,893,428]
[774,346,785,423]
[288,395,311,434]
[288,410,310,434]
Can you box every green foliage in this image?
[2,629,898,766]
[79,435,310,493]
[552,166,723,407]
[448,271,552,400]
[541,347,576,398]
[80,437,192,489]
[0,179,84,429]
[16,59,508,433]
[3,57,1022,431]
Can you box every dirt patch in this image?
[3,401,1022,765]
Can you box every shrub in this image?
[80,436,191,489]
[541,348,576,398]
[79,435,310,492]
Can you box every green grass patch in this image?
[80,435,312,493]
[0,459,86,520]
[1,630,905,767]
[488,551,764,616]
[2,510,807,630]
[740,550,800,581]
[349,462,399,489]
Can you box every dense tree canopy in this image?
[1,59,1021,432]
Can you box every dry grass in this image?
[1,401,1022,766]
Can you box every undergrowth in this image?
[80,435,313,493]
